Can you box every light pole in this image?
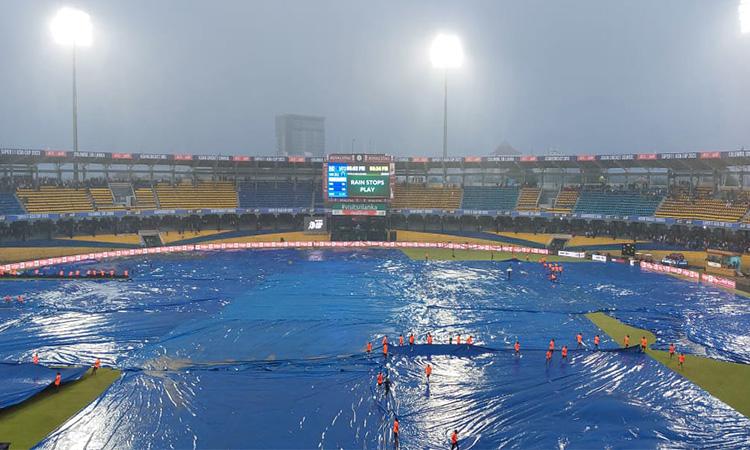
[430,34,463,182]
[50,7,92,156]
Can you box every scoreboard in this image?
[324,154,394,202]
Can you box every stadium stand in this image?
[546,187,580,213]
[134,187,158,209]
[393,184,462,209]
[0,191,25,215]
[460,186,519,211]
[572,190,663,216]
[155,181,238,209]
[89,188,124,211]
[656,187,749,222]
[516,187,541,210]
[16,186,94,213]
[238,181,320,208]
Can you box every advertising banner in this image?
[558,250,585,258]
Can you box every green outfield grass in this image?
[400,248,583,262]
[586,312,750,418]
[0,368,121,449]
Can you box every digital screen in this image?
[326,162,391,199]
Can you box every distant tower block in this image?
[275,114,325,157]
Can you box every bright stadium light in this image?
[430,33,463,69]
[741,0,750,34]
[430,33,463,180]
[50,7,92,47]
[50,7,92,167]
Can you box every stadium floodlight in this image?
[50,7,92,47]
[430,34,463,69]
[430,34,463,178]
[50,7,92,161]
[741,0,750,34]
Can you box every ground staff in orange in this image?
[669,343,675,358]
[561,346,568,359]
[514,341,520,355]
[451,430,459,450]
[426,333,433,344]
[425,364,432,380]
[594,335,600,349]
[393,418,400,447]
[54,372,61,390]
[623,335,630,348]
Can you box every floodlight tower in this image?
[50,7,92,155]
[430,33,463,182]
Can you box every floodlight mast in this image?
[50,7,92,158]
[72,45,78,155]
[430,34,463,182]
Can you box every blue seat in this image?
[573,191,663,216]
[238,182,320,208]
[461,186,519,210]
[0,192,25,214]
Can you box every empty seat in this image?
[0,191,25,215]
[391,185,462,209]
[546,187,580,213]
[238,181,320,208]
[516,187,541,211]
[134,187,158,209]
[573,190,662,216]
[89,187,125,211]
[460,186,518,210]
[155,181,237,209]
[654,186,747,222]
[16,186,94,213]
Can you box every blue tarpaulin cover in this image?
[0,249,748,448]
[0,363,89,409]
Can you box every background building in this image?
[275,114,325,157]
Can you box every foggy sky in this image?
[1,0,749,157]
